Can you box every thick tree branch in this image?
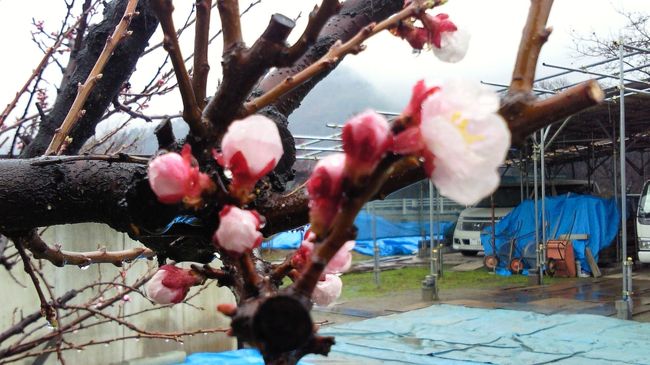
[280,0,342,67]
[193,0,213,109]
[150,0,206,138]
[501,0,603,144]
[245,1,434,114]
[509,0,553,93]
[21,0,159,157]
[217,0,243,52]
[46,0,140,155]
[255,0,404,117]
[502,80,604,143]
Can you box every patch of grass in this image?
[340,265,567,300]
[259,249,368,263]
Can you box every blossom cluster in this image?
[146,115,284,305]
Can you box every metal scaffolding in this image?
[483,38,650,319]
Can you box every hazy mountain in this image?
[287,66,402,135]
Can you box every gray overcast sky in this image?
[0,0,648,127]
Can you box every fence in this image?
[0,223,235,365]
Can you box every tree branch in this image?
[244,0,432,114]
[217,0,243,52]
[12,239,58,329]
[193,0,213,109]
[150,0,206,138]
[46,0,140,155]
[510,0,553,93]
[12,229,155,267]
[21,0,159,157]
[279,0,342,67]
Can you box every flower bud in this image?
[148,145,214,205]
[146,265,202,305]
[422,13,470,63]
[216,115,284,199]
[312,274,343,307]
[213,205,264,255]
[342,110,391,182]
[307,154,347,236]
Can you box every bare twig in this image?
[13,239,58,329]
[31,153,150,167]
[0,1,100,128]
[13,229,154,267]
[45,0,140,155]
[244,0,436,114]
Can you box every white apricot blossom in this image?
[420,79,510,205]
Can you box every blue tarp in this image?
[264,211,453,256]
[480,194,620,273]
[179,305,650,365]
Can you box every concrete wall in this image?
[1,223,236,365]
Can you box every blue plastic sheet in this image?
[264,211,453,256]
[181,305,650,365]
[481,194,620,273]
[307,304,650,364]
[180,349,309,365]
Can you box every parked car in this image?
[453,180,599,256]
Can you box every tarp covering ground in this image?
[264,211,453,256]
[480,194,619,274]
[179,304,650,364]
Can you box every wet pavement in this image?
[315,253,650,327]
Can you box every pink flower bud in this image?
[147,145,214,205]
[291,237,355,275]
[422,13,470,63]
[216,115,284,198]
[342,111,391,181]
[307,154,346,236]
[307,154,346,200]
[146,265,201,305]
[326,240,355,274]
[403,80,439,126]
[213,205,264,255]
[312,274,343,307]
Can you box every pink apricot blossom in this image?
[342,110,392,182]
[147,145,214,205]
[307,154,347,236]
[146,265,202,305]
[312,274,343,307]
[213,205,264,255]
[216,115,284,198]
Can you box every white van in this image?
[452,184,521,256]
[637,181,650,263]
[453,180,598,256]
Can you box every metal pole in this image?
[619,37,630,304]
[429,180,435,275]
[541,127,547,269]
[436,187,443,278]
[533,134,542,284]
[371,201,380,288]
